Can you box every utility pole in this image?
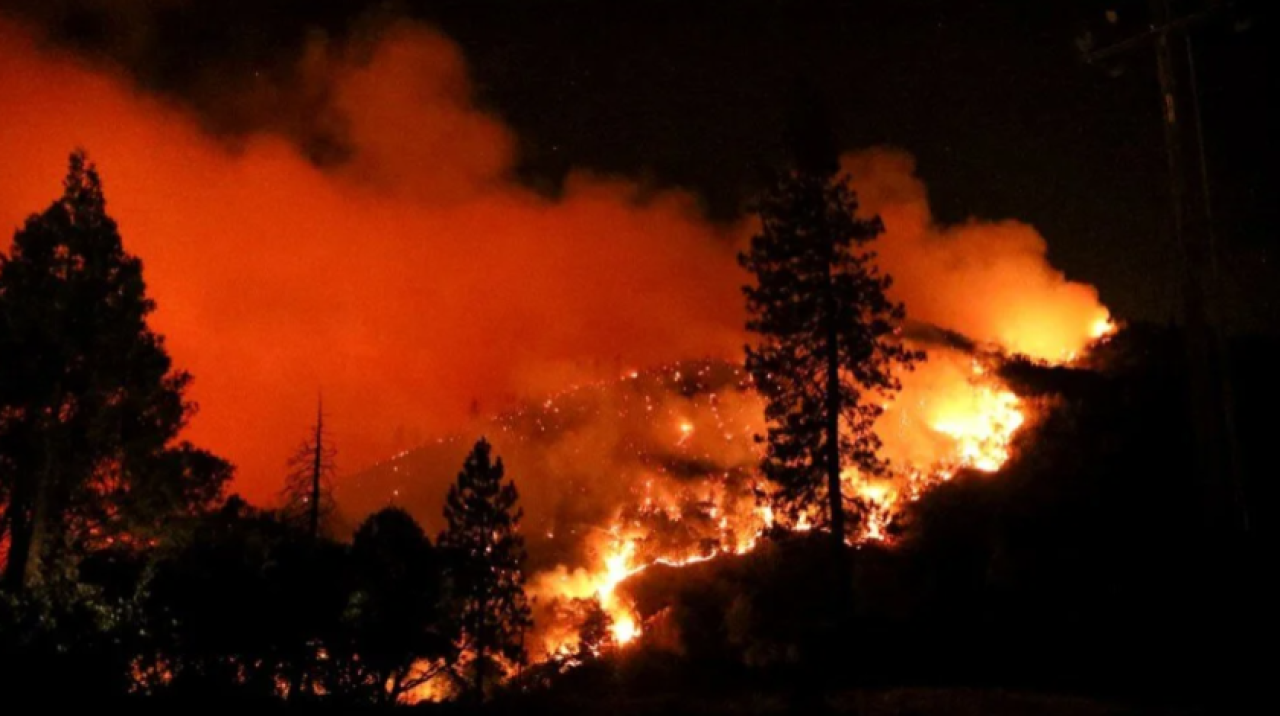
[1082,0,1248,536]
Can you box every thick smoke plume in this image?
[0,19,1108,516]
[1,22,744,502]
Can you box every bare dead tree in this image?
[282,397,337,539]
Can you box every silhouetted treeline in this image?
[1,153,538,707]
[2,460,534,707]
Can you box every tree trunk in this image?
[25,470,49,587]
[825,324,845,553]
[1,485,34,592]
[823,258,853,639]
[309,403,323,541]
[823,262,846,552]
[2,417,55,593]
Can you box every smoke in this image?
[0,21,745,502]
[845,149,1108,361]
[0,18,1108,514]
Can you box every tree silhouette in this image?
[740,121,920,551]
[0,151,229,592]
[575,596,615,659]
[141,496,347,700]
[281,398,336,540]
[332,507,450,704]
[438,438,532,702]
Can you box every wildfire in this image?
[525,346,1052,653]
[598,536,642,644]
[0,21,1128,702]
[852,480,896,542]
[1091,315,1117,341]
[929,382,1025,473]
[354,324,1103,678]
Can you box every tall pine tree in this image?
[0,151,230,592]
[740,112,920,553]
[438,438,531,702]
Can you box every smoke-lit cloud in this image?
[1,18,1107,507]
[845,149,1107,360]
[0,21,746,501]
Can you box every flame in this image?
[526,348,1051,653]
[676,420,695,446]
[610,613,639,645]
[1091,315,1117,341]
[852,480,895,542]
[598,537,643,644]
[929,380,1025,473]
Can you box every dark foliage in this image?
[138,497,349,700]
[438,438,533,701]
[0,151,230,592]
[330,506,451,703]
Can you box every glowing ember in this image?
[677,420,695,446]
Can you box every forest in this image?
[0,148,1266,715]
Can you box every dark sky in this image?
[4,0,1275,330]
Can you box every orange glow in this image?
[929,381,1025,473]
[2,17,1116,689]
[1091,316,1117,340]
[0,21,745,501]
[0,22,1110,509]
[845,151,1109,363]
[676,420,695,446]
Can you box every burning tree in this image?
[739,119,921,552]
[281,398,336,540]
[438,438,533,702]
[0,151,230,592]
[575,596,616,659]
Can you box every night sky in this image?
[2,0,1275,329]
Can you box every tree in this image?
[281,398,336,540]
[575,596,615,659]
[330,507,449,704]
[437,438,532,702]
[140,496,348,700]
[739,122,921,553]
[0,151,230,592]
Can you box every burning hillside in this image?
[343,314,1113,663]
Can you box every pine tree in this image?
[0,151,230,592]
[281,398,336,540]
[739,124,921,552]
[437,438,532,702]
